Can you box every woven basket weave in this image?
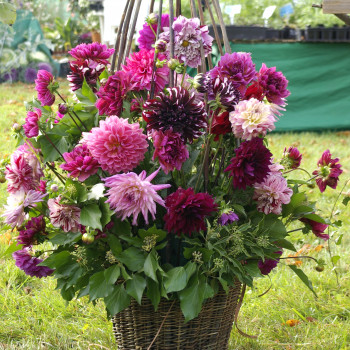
[112,280,242,350]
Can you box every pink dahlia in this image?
[23,108,42,138]
[35,70,56,106]
[312,150,342,193]
[299,217,329,241]
[60,144,99,181]
[229,98,277,140]
[210,52,257,94]
[67,60,102,91]
[225,138,272,189]
[83,116,148,174]
[2,190,47,227]
[13,248,54,278]
[164,187,218,236]
[282,147,302,169]
[48,197,81,232]
[104,168,171,225]
[96,70,136,116]
[69,42,114,67]
[257,63,290,106]
[122,49,169,93]
[253,172,293,215]
[160,16,213,68]
[138,14,172,50]
[17,215,46,247]
[152,129,189,174]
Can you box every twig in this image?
[46,162,66,185]
[149,0,155,13]
[204,0,223,56]
[168,0,175,87]
[40,129,63,158]
[211,0,231,54]
[175,0,181,17]
[125,0,142,59]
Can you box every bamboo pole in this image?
[125,0,143,59]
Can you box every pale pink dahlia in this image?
[60,144,99,181]
[48,197,81,232]
[16,142,44,182]
[229,98,277,140]
[122,49,169,93]
[253,173,292,215]
[152,129,189,174]
[104,168,171,225]
[83,116,148,174]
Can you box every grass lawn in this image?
[0,82,349,350]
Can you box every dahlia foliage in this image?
[1,14,344,321]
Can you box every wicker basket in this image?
[112,280,242,350]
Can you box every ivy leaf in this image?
[331,255,341,265]
[89,270,114,301]
[39,251,71,269]
[104,265,120,285]
[118,247,145,272]
[80,204,102,230]
[126,274,147,304]
[288,265,317,298]
[164,266,187,293]
[144,250,159,282]
[104,285,131,316]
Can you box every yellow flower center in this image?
[182,40,190,47]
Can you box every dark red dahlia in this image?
[164,187,218,236]
[258,250,283,275]
[96,70,136,116]
[17,215,46,246]
[312,150,342,193]
[143,87,207,143]
[244,82,264,101]
[210,111,231,140]
[299,217,329,241]
[224,138,272,189]
[208,77,240,111]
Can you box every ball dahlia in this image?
[83,116,148,174]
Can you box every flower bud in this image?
[58,103,68,115]
[155,39,167,53]
[192,73,211,93]
[156,59,167,68]
[167,58,181,71]
[82,233,95,244]
[147,13,158,25]
[0,174,6,183]
[315,265,324,272]
[12,123,22,132]
[50,184,59,192]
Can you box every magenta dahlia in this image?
[282,147,302,169]
[253,172,293,215]
[35,70,56,106]
[258,250,283,275]
[224,138,272,189]
[13,248,53,278]
[69,42,114,66]
[299,217,329,241]
[164,187,218,236]
[96,70,136,116]
[312,150,342,193]
[60,144,99,181]
[143,87,207,143]
[152,129,189,174]
[122,49,169,93]
[17,215,46,246]
[48,197,81,232]
[210,52,257,94]
[104,168,171,225]
[23,108,41,138]
[83,116,148,174]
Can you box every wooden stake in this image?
[168,0,175,87]
[125,0,143,59]
[211,0,231,54]
[149,0,155,13]
[197,0,213,70]
[204,0,223,56]
[175,0,181,17]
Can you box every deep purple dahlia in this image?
[164,187,218,236]
[208,77,240,111]
[224,138,272,189]
[143,87,207,143]
[17,215,46,246]
[67,60,102,91]
[282,147,302,169]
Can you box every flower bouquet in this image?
[1,10,343,350]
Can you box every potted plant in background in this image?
[1,2,345,349]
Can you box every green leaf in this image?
[138,225,167,242]
[182,149,200,173]
[99,198,113,228]
[104,265,120,285]
[104,284,131,316]
[37,134,69,162]
[146,278,161,310]
[82,78,97,103]
[89,271,114,301]
[80,204,102,230]
[164,266,187,293]
[65,178,87,202]
[1,242,23,258]
[302,213,326,224]
[118,247,145,271]
[184,262,197,283]
[335,234,343,245]
[288,265,317,298]
[50,231,81,245]
[39,251,71,269]
[126,274,147,304]
[282,192,306,217]
[342,197,350,206]
[331,255,341,265]
[0,2,16,26]
[99,69,109,80]
[107,235,122,255]
[273,238,297,252]
[144,251,159,282]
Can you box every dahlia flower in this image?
[258,250,283,275]
[192,73,211,93]
[299,217,329,241]
[67,60,103,91]
[159,15,213,68]
[38,180,47,193]
[143,87,207,143]
[229,98,277,140]
[257,63,290,106]
[60,144,99,181]
[104,168,171,225]
[17,215,46,246]
[122,49,169,93]
[218,211,239,226]
[83,116,148,174]
[225,138,272,189]
[282,147,302,169]
[35,70,56,106]
[138,14,172,50]
[13,248,53,278]
[23,108,41,138]
[164,187,218,236]
[96,70,136,116]
[208,77,240,111]
[48,197,81,232]
[152,129,189,174]
[210,52,256,93]
[2,190,47,227]
[312,150,342,193]
[253,172,293,215]
[210,111,231,140]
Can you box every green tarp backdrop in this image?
[226,43,350,132]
